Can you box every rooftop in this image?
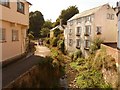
[68,3,109,21]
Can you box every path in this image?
[2,45,50,88]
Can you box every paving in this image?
[2,45,50,88]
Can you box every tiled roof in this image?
[68,4,109,21]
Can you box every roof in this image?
[50,25,66,31]
[68,4,109,21]
[23,0,32,5]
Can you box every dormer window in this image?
[0,0,9,7]
[85,16,91,22]
[17,0,24,14]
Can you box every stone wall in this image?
[3,65,41,88]
[101,44,120,88]
[101,44,120,67]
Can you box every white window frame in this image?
[85,25,91,35]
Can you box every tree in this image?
[53,28,61,37]
[29,11,45,38]
[53,18,60,27]
[59,6,79,25]
[40,20,53,38]
[40,28,50,38]
[42,19,53,29]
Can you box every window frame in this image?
[0,28,6,43]
[12,30,19,41]
[17,0,25,14]
[85,25,91,36]
[76,39,81,47]
[84,40,90,49]
[0,0,10,8]
[76,27,81,36]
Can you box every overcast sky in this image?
[27,0,119,22]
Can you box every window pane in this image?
[12,30,19,41]
[0,28,5,41]
[17,0,24,14]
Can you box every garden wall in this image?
[3,65,41,89]
[101,44,120,67]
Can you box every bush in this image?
[73,50,82,60]
[53,28,61,37]
[69,53,74,60]
[57,40,65,53]
[90,37,103,54]
[51,37,59,47]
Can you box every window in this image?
[76,27,81,36]
[69,21,73,26]
[84,40,90,49]
[107,13,114,20]
[12,30,19,41]
[85,25,91,36]
[0,28,6,42]
[111,14,114,20]
[96,26,101,35]
[107,13,110,19]
[0,0,9,7]
[69,39,73,46]
[85,16,91,22]
[17,0,24,14]
[69,29,72,35]
[76,39,80,47]
[77,18,82,24]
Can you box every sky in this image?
[27,0,119,22]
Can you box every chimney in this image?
[60,19,62,26]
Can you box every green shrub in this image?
[53,28,61,37]
[51,37,59,47]
[57,40,65,53]
[69,53,74,60]
[73,50,82,60]
[90,37,103,53]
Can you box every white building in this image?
[117,1,120,50]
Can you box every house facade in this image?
[64,4,117,57]
[117,2,120,50]
[0,0,31,62]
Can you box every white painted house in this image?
[117,1,120,50]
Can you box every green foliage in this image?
[53,28,61,37]
[44,38,50,44]
[42,20,53,29]
[59,6,79,25]
[29,11,45,38]
[69,53,74,60]
[51,37,59,47]
[57,40,65,53]
[69,51,113,88]
[28,33,34,40]
[53,18,60,27]
[51,48,59,58]
[90,37,103,54]
[73,50,82,60]
[40,28,50,38]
